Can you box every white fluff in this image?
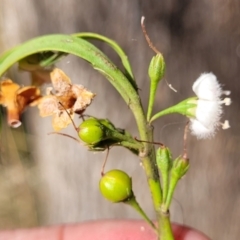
[190,73,230,139]
[192,73,222,101]
[190,119,217,139]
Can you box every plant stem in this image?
[163,174,179,212]
[159,210,175,240]
[147,80,158,121]
[140,124,163,212]
[131,100,175,240]
[110,130,143,150]
[125,195,158,234]
[150,98,197,123]
[161,172,169,204]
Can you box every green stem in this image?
[159,211,175,240]
[110,130,143,150]
[150,98,197,123]
[162,175,179,212]
[150,105,185,123]
[147,80,158,121]
[125,195,158,234]
[161,172,169,204]
[140,125,163,214]
[119,141,141,152]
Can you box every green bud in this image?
[148,53,165,83]
[147,53,166,121]
[156,146,172,173]
[171,156,190,180]
[163,156,190,211]
[156,146,172,203]
[99,169,133,203]
[78,118,106,145]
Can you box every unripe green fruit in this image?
[78,118,106,145]
[99,169,133,203]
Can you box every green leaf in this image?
[74,32,137,89]
[0,34,139,109]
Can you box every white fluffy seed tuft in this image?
[192,73,222,101]
[190,73,231,139]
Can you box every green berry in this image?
[78,118,105,145]
[99,169,133,203]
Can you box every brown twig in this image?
[141,16,160,55]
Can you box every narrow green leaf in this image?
[74,32,136,89]
[0,34,138,108]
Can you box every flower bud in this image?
[147,53,166,121]
[171,156,189,180]
[163,156,190,211]
[156,146,172,203]
[156,146,172,173]
[148,54,165,83]
[78,118,106,145]
[99,169,133,203]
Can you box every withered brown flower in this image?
[0,79,41,127]
[38,68,95,131]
